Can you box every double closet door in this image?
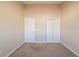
[24,17,60,43]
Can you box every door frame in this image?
[24,17,60,43]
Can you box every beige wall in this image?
[61,2,79,56]
[24,5,61,20]
[24,5,61,42]
[24,4,61,27]
[0,2,24,56]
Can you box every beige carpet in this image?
[9,43,77,57]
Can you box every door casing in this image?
[24,17,60,43]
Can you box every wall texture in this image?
[61,2,79,56]
[0,2,24,56]
[24,5,61,42]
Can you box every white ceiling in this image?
[21,1,64,5]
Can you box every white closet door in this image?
[24,17,36,43]
[47,20,60,43]
[24,17,60,43]
[35,19,46,43]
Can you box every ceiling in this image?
[21,1,64,5]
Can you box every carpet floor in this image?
[9,43,77,57]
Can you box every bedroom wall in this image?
[24,4,61,42]
[61,2,79,56]
[0,2,24,56]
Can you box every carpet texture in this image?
[9,43,77,57]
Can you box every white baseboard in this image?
[62,42,79,57]
[24,41,61,43]
[5,42,24,57]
